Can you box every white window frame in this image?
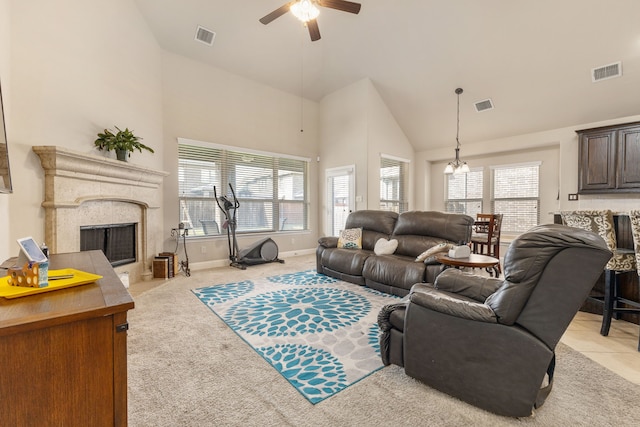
[491,161,541,234]
[379,153,410,213]
[444,167,484,216]
[177,137,310,237]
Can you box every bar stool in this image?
[560,210,637,337]
[626,210,640,351]
[470,213,503,274]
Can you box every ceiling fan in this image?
[259,0,362,42]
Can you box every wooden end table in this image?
[435,253,501,277]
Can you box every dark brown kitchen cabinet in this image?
[577,121,640,193]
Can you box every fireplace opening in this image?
[80,223,137,267]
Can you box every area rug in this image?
[192,270,400,404]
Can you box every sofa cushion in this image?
[321,248,372,276]
[337,228,362,249]
[393,211,474,243]
[363,254,426,292]
[345,210,399,250]
[374,238,398,255]
[345,210,398,235]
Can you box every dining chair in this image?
[560,210,637,339]
[470,213,503,273]
[626,210,640,351]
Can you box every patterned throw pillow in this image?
[415,242,453,262]
[337,228,363,249]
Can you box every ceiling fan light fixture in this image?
[290,0,320,23]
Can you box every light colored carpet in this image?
[127,255,640,426]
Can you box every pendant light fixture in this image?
[444,88,470,174]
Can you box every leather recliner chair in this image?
[378,224,612,417]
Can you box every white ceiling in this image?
[133,0,640,151]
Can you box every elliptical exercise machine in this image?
[214,183,284,270]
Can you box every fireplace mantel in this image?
[33,145,169,282]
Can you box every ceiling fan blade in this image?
[259,2,295,25]
[318,0,361,14]
[308,19,321,41]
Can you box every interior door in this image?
[326,166,355,236]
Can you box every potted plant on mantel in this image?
[94,126,154,161]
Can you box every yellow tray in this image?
[0,268,103,299]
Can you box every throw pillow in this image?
[337,228,363,249]
[415,242,452,262]
[374,238,398,255]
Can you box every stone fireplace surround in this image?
[33,146,168,283]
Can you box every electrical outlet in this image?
[201,246,207,254]
[568,193,578,201]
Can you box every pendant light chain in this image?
[444,88,469,174]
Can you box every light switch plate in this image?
[568,193,578,201]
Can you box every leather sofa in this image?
[377,224,611,417]
[316,210,475,296]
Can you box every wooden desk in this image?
[0,250,134,426]
[436,253,501,277]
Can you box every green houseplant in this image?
[94,126,154,161]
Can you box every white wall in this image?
[318,78,414,236]
[2,0,163,261]
[318,79,369,213]
[161,51,320,265]
[366,81,415,210]
[416,114,640,217]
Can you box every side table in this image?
[435,253,501,277]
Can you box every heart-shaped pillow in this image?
[374,238,398,255]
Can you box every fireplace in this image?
[81,223,137,267]
[33,146,168,283]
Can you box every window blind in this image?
[445,169,483,216]
[379,156,409,213]
[178,141,308,236]
[493,164,540,233]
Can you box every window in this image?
[492,163,540,233]
[445,169,483,216]
[178,139,309,236]
[380,155,409,213]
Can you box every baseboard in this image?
[188,248,316,272]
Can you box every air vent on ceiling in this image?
[195,25,216,46]
[474,99,494,113]
[592,61,622,82]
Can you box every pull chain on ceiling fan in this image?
[259,0,362,42]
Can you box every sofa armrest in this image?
[409,283,497,323]
[433,268,503,302]
[318,236,339,248]
[377,297,409,332]
[377,298,409,366]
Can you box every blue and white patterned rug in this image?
[192,270,400,404]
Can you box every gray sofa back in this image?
[392,211,474,257]
[345,210,398,251]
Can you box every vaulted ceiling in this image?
[134,0,640,151]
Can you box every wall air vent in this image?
[195,25,216,46]
[592,61,622,82]
[474,99,494,112]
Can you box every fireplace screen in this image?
[80,223,136,266]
